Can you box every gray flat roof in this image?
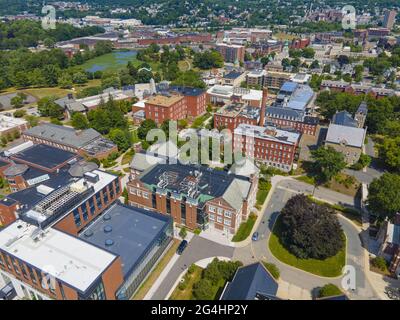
[79,203,171,277]
[11,144,76,170]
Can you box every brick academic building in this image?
[127,163,257,235]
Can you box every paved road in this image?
[233,179,379,299]
[150,236,234,300]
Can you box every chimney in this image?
[259,87,268,126]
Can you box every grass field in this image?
[268,214,346,277]
[132,239,180,300]
[81,50,142,73]
[1,79,102,102]
[232,214,257,242]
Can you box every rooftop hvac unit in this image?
[36,185,55,196]
[84,171,99,183]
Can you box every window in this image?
[217,216,222,223]
[27,266,37,284]
[95,192,102,210]
[209,214,215,221]
[142,192,149,199]
[109,184,115,199]
[73,208,81,227]
[88,197,95,215]
[224,211,232,218]
[217,208,223,215]
[115,181,120,194]
[129,187,137,195]
[224,219,231,226]
[11,258,20,275]
[209,206,216,213]
[88,282,106,300]
[103,187,109,204]
[81,205,89,221]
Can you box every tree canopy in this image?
[311,146,347,184]
[368,173,400,221]
[280,194,345,260]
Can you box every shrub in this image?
[179,227,187,239]
[262,262,280,280]
[13,109,26,118]
[318,284,343,298]
[371,257,388,271]
[188,264,196,275]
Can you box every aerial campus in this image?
[0,0,399,303]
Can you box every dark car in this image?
[252,232,259,241]
[177,240,188,255]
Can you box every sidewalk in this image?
[144,232,194,300]
[199,228,235,247]
[277,281,312,300]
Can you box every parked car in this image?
[177,240,188,255]
[252,232,259,241]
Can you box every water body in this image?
[85,50,137,73]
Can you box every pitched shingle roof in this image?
[24,124,101,149]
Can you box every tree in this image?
[137,119,157,141]
[368,173,400,220]
[280,194,345,259]
[179,227,187,239]
[311,146,347,183]
[193,50,224,69]
[24,115,39,127]
[10,95,24,109]
[37,96,64,119]
[71,112,89,130]
[192,279,214,300]
[108,128,132,152]
[13,109,26,118]
[171,70,206,89]
[58,73,73,89]
[378,136,400,171]
[43,38,55,48]
[318,284,343,298]
[72,72,88,85]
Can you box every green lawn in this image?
[232,213,257,242]
[170,265,203,300]
[81,50,142,72]
[268,215,346,277]
[133,240,180,300]
[190,113,211,129]
[256,189,269,206]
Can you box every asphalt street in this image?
[150,236,234,300]
[234,179,379,299]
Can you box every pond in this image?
[84,50,138,73]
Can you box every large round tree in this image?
[280,194,345,260]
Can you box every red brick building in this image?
[0,165,173,300]
[216,43,246,63]
[234,124,300,172]
[145,94,186,125]
[137,33,212,46]
[145,87,207,125]
[214,103,261,132]
[127,163,257,235]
